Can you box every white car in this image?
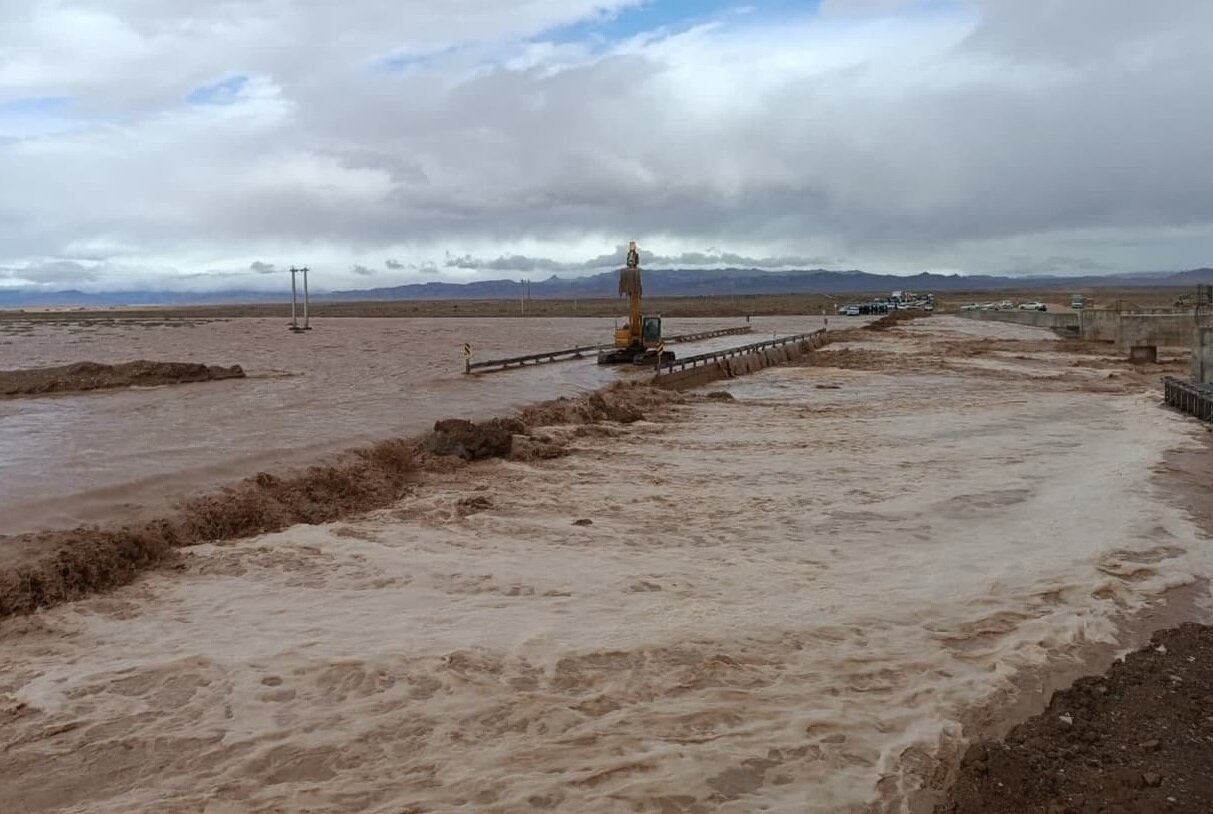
[960,303,978,311]
[1019,301,1048,312]
[843,305,861,316]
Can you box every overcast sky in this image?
[2,0,1211,292]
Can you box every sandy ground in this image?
[1,317,1210,812]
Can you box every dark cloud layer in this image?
[0,0,1210,291]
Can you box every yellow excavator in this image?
[597,242,675,365]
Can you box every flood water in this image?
[1,317,1209,813]
[0,315,829,533]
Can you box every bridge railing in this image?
[463,325,754,374]
[465,344,606,374]
[655,329,827,375]
[1163,377,1213,422]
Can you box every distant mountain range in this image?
[2,267,1211,308]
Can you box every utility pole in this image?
[301,266,311,330]
[289,267,299,331]
[288,266,312,332]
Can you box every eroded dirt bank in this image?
[942,623,1213,813]
[1,316,1210,813]
[0,360,245,397]
[0,385,679,616]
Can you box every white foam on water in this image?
[2,331,1210,813]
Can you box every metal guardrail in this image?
[655,329,827,375]
[463,325,753,374]
[666,326,753,343]
[465,344,605,374]
[1163,377,1213,422]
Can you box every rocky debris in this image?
[588,393,644,423]
[572,518,593,527]
[455,495,494,515]
[424,418,524,461]
[942,623,1213,813]
[706,390,736,401]
[508,434,568,461]
[1,360,245,398]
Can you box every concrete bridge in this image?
[956,308,1211,351]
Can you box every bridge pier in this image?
[1194,328,1213,386]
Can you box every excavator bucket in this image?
[618,267,642,298]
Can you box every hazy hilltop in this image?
[2,267,1212,308]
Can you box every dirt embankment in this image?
[942,624,1213,813]
[0,384,679,618]
[862,309,935,331]
[0,360,245,398]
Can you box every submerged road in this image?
[0,314,848,534]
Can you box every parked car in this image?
[960,303,978,311]
[1019,301,1048,312]
[843,305,861,316]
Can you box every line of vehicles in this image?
[959,300,1048,312]
[837,291,935,316]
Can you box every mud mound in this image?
[518,384,679,427]
[0,524,179,617]
[0,360,245,398]
[0,439,415,616]
[942,623,1213,813]
[181,439,415,540]
[864,311,933,331]
[0,383,684,618]
[425,418,523,461]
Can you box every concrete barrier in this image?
[1195,328,1213,385]
[653,334,828,390]
[1114,314,1210,349]
[1077,309,1120,341]
[1128,345,1158,364]
[955,310,1079,332]
[959,307,1209,348]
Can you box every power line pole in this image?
[289,267,299,331]
[301,266,311,330]
[289,266,312,332]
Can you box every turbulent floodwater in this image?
[0,315,825,534]
[1,317,1210,813]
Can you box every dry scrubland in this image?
[0,285,1198,322]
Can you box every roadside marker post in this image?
[655,341,665,372]
[463,343,472,374]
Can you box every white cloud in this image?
[1,0,1211,292]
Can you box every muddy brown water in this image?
[2,317,1211,813]
[0,315,831,538]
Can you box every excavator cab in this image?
[610,315,663,352]
[641,316,662,344]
